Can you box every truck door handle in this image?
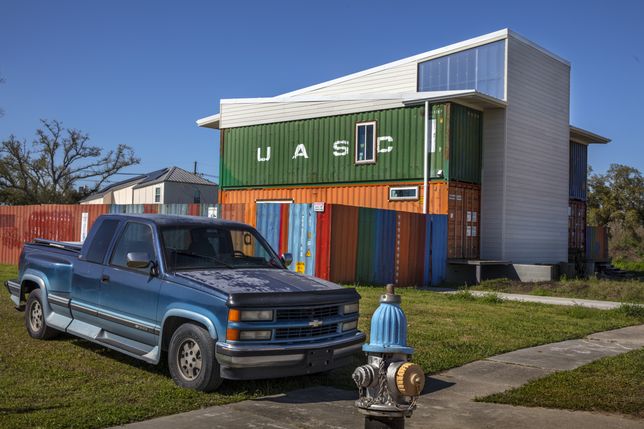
[101,274,110,284]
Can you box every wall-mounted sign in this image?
[313,202,325,212]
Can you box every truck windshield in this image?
[161,226,282,272]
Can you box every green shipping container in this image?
[221,104,481,188]
[430,103,482,184]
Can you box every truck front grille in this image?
[274,324,338,340]
[276,305,339,321]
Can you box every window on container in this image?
[154,187,161,203]
[418,40,506,100]
[355,121,376,164]
[193,189,201,204]
[389,186,419,201]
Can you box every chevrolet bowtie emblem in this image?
[309,319,323,327]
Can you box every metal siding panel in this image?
[256,203,282,253]
[395,212,426,286]
[0,204,110,265]
[220,183,429,214]
[221,106,424,187]
[431,215,448,285]
[287,204,317,276]
[329,205,359,283]
[430,104,448,180]
[568,199,586,251]
[314,206,332,280]
[375,209,397,285]
[356,207,375,284]
[504,36,570,263]
[446,182,481,259]
[585,226,608,262]
[449,104,482,184]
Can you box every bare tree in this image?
[0,120,140,204]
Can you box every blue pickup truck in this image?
[5,214,364,391]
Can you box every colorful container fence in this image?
[306,204,448,286]
[586,226,609,262]
[0,203,223,265]
[0,204,110,264]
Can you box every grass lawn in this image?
[471,277,644,304]
[478,348,644,418]
[1,264,643,428]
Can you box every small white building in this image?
[81,167,218,205]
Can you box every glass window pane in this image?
[357,125,366,161]
[366,124,374,161]
[418,40,505,99]
[85,219,120,264]
[111,223,155,270]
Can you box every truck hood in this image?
[174,268,342,295]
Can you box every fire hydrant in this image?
[353,284,425,429]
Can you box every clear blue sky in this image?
[1,0,643,185]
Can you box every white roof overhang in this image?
[570,126,611,145]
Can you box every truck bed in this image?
[31,238,82,253]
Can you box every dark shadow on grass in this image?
[65,335,364,397]
[0,404,67,415]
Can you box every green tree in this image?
[588,164,644,259]
[0,120,139,204]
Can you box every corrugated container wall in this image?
[568,199,586,252]
[447,182,481,259]
[586,226,608,262]
[569,142,588,201]
[220,181,458,215]
[430,104,482,184]
[221,106,425,188]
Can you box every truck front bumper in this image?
[216,331,366,380]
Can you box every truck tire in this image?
[25,289,59,340]
[168,323,223,392]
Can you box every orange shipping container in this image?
[220,182,453,215]
[447,182,481,259]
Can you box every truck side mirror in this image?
[127,252,152,269]
[281,253,293,267]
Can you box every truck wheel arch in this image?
[161,310,218,351]
[20,272,49,305]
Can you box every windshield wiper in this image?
[169,249,234,269]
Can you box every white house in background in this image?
[81,166,218,205]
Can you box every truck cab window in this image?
[85,219,120,264]
[110,223,156,271]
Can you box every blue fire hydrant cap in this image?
[363,285,414,355]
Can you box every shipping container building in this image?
[198,28,611,278]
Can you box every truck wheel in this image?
[25,289,59,340]
[168,323,222,392]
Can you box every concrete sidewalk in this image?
[428,288,638,310]
[118,324,644,429]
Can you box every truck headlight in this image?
[239,330,272,341]
[342,320,358,331]
[240,310,274,321]
[343,302,359,314]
